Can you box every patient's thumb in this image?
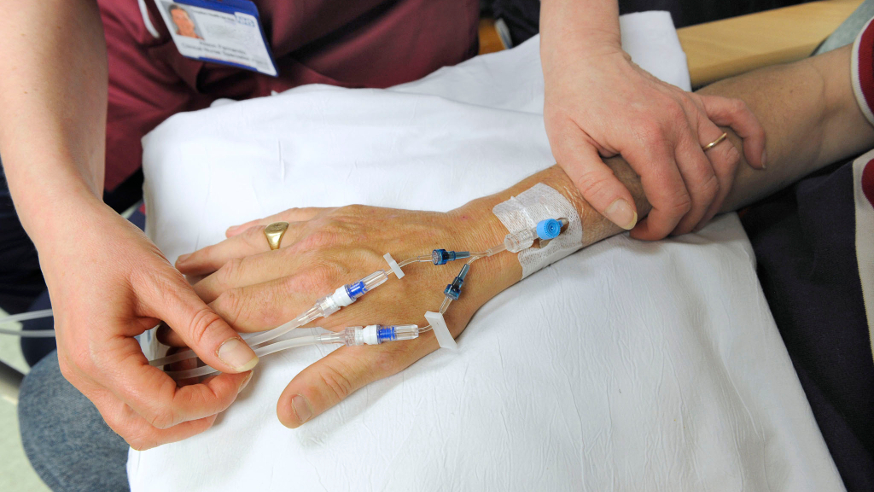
[276,348,375,428]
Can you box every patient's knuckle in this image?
[243,225,268,247]
[298,230,338,251]
[214,289,245,327]
[216,258,244,287]
[299,265,339,294]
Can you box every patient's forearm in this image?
[704,45,874,211]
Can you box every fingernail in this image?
[177,253,191,264]
[761,150,767,169]
[292,395,313,424]
[237,372,254,395]
[225,225,239,236]
[605,199,637,230]
[217,338,259,372]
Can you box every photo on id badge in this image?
[155,1,278,76]
[167,4,203,39]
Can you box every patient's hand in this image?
[174,204,517,427]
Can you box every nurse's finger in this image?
[91,390,220,451]
[225,207,328,237]
[698,95,766,169]
[276,334,437,428]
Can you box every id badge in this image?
[154,0,278,76]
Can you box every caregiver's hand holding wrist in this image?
[540,0,766,239]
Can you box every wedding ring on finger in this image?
[702,132,728,152]
[264,222,289,250]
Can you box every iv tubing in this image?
[0,328,56,338]
[165,333,322,380]
[0,309,53,324]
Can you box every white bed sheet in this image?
[129,12,843,491]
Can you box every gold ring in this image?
[702,132,728,151]
[264,222,289,250]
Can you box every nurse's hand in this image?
[541,9,766,239]
[41,201,256,450]
[173,204,517,428]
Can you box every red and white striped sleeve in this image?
[852,16,874,126]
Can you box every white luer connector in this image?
[358,325,381,345]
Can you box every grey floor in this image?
[0,309,52,492]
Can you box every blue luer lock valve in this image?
[432,249,471,265]
[443,264,470,300]
[536,218,563,240]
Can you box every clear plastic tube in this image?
[439,297,452,314]
[0,328,56,337]
[165,324,420,379]
[397,255,432,269]
[149,306,321,368]
[0,309,53,324]
[345,270,388,300]
[165,333,322,379]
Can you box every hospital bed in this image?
[122,7,864,491]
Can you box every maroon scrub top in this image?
[101,0,479,189]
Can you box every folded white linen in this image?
[129,12,843,491]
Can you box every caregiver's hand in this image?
[43,201,257,450]
[540,0,766,239]
[174,204,517,428]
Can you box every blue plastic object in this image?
[536,219,563,240]
[377,326,396,342]
[432,249,471,265]
[345,281,367,299]
[443,264,470,300]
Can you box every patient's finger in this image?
[698,95,766,169]
[225,207,327,237]
[209,273,320,332]
[177,222,305,275]
[276,336,436,428]
[192,245,317,303]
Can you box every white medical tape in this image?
[492,183,583,278]
[384,253,405,279]
[424,311,457,350]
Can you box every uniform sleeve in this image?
[852,16,874,126]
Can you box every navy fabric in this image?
[19,351,130,491]
[0,159,44,314]
[741,161,874,491]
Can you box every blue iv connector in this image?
[443,264,470,300]
[432,249,471,265]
